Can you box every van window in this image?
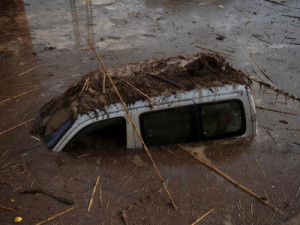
[140,106,198,146]
[140,100,245,146]
[62,117,126,151]
[201,101,244,138]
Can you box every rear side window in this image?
[201,101,244,138]
[140,106,198,146]
[140,100,245,146]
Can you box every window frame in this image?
[198,100,246,140]
[139,105,198,146]
[139,99,246,146]
[53,117,127,151]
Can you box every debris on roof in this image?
[32,53,252,137]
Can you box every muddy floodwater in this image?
[0,0,299,224]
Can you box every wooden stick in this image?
[120,210,129,225]
[0,82,32,89]
[256,106,297,115]
[245,75,300,103]
[88,39,177,210]
[250,53,275,84]
[191,208,214,225]
[282,14,300,19]
[0,205,16,212]
[99,179,102,208]
[178,144,285,215]
[0,118,35,136]
[98,62,106,94]
[195,45,227,55]
[252,69,266,82]
[98,63,106,94]
[203,62,217,73]
[30,135,41,141]
[264,0,289,7]
[88,175,100,211]
[254,156,266,178]
[79,73,90,96]
[251,34,272,44]
[266,130,275,141]
[288,185,300,206]
[17,65,40,77]
[0,88,39,104]
[125,81,159,105]
[35,206,76,225]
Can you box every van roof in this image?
[32,53,252,137]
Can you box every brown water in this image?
[0,0,299,224]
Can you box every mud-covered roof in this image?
[32,53,252,137]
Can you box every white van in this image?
[44,84,257,152]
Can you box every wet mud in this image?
[0,0,299,224]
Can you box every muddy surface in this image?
[0,0,300,225]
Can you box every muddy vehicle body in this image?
[34,54,257,152]
[45,84,256,152]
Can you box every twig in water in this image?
[88,175,100,211]
[264,0,289,7]
[0,118,35,136]
[288,184,300,207]
[120,210,129,225]
[252,68,266,82]
[250,53,275,84]
[70,65,80,71]
[88,39,177,210]
[17,65,40,77]
[21,189,74,205]
[282,14,300,19]
[191,208,214,225]
[178,144,285,215]
[256,106,297,116]
[251,34,272,44]
[195,45,228,55]
[0,88,39,104]
[268,130,276,141]
[35,206,76,225]
[0,82,32,89]
[30,135,41,141]
[254,156,266,177]
[99,180,102,208]
[125,81,158,105]
[0,205,16,212]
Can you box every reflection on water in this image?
[186,137,253,164]
[70,0,94,47]
[23,0,95,49]
[70,0,80,46]
[0,0,32,52]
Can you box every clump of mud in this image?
[32,53,251,137]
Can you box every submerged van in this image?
[33,54,257,152]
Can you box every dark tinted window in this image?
[140,106,198,146]
[201,101,244,138]
[64,117,126,151]
[140,100,245,146]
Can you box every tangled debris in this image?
[32,53,251,138]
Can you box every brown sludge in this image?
[32,53,251,138]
